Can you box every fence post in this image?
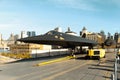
[111,74,114,80]
[112,48,117,80]
[114,59,117,80]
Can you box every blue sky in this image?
[0,0,120,39]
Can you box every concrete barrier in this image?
[31,49,70,58]
[1,49,70,59]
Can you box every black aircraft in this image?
[18,30,97,54]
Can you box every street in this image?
[0,52,116,80]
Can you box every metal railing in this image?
[111,48,120,80]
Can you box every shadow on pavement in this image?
[5,54,70,64]
[88,67,113,72]
[91,64,114,68]
[105,60,115,63]
[76,56,86,60]
[102,75,111,79]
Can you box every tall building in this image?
[21,31,28,38]
[0,33,2,44]
[27,31,36,37]
[0,33,9,50]
[17,31,36,44]
[32,31,36,36]
[7,33,15,45]
[0,33,3,48]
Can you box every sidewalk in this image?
[0,55,18,64]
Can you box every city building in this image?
[21,31,28,38]
[0,35,5,48]
[0,33,9,50]
[27,31,36,37]
[54,27,62,32]
[65,27,77,36]
[80,27,105,44]
[7,33,16,45]
[21,31,36,38]
[87,33,105,44]
[8,31,51,53]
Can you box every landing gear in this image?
[98,56,100,60]
[70,49,76,59]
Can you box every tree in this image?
[104,38,116,46]
[114,32,119,43]
[107,32,111,39]
[80,31,82,36]
[100,30,106,41]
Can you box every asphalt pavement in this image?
[0,52,116,80]
[117,60,120,80]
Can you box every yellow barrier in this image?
[36,56,75,66]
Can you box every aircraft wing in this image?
[17,30,97,48]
